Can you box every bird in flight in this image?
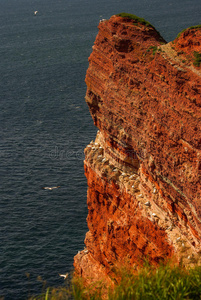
[42,186,60,190]
[59,273,69,280]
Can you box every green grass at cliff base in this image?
[29,262,201,300]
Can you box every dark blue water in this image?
[0,0,200,299]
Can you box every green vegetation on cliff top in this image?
[116,13,165,42]
[116,13,155,29]
[117,13,201,44]
[177,24,201,38]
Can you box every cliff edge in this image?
[74,14,201,284]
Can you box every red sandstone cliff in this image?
[74,15,201,284]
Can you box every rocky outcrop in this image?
[74,14,201,283]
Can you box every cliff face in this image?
[74,15,201,283]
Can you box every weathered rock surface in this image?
[74,15,201,283]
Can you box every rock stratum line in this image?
[74,14,201,284]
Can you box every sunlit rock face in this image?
[74,15,201,283]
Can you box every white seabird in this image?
[59,273,69,279]
[42,186,60,190]
[34,11,38,15]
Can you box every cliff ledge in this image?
[74,14,201,284]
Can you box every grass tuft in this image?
[146,46,158,55]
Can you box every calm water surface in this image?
[0,0,200,298]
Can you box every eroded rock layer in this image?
[74,15,201,282]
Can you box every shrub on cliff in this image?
[193,51,201,67]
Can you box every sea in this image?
[0,0,200,299]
